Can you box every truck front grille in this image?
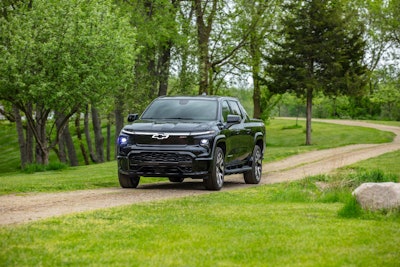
[130,152,192,163]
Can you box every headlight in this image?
[199,138,210,148]
[118,135,129,146]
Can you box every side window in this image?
[221,101,230,122]
[228,101,243,120]
[238,102,250,122]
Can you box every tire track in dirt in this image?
[1,119,399,225]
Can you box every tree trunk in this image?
[305,87,313,145]
[157,41,172,96]
[55,112,78,166]
[63,123,79,166]
[33,106,49,165]
[106,113,111,162]
[75,112,90,165]
[91,105,104,163]
[250,33,262,119]
[25,104,34,164]
[84,105,98,163]
[114,99,124,160]
[13,105,28,168]
[194,0,217,95]
[55,112,67,163]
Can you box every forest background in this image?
[0,0,399,169]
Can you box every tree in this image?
[0,0,137,166]
[233,0,282,119]
[193,0,218,94]
[266,0,368,145]
[388,0,400,44]
[193,0,260,95]
[118,0,179,99]
[370,66,400,120]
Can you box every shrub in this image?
[22,162,68,174]
[337,196,363,218]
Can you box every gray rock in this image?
[352,182,400,211]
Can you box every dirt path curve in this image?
[1,119,399,226]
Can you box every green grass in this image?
[342,149,400,176]
[265,118,395,161]
[0,119,396,195]
[0,119,118,174]
[0,121,21,173]
[0,161,166,195]
[1,184,399,266]
[1,120,399,266]
[365,120,400,127]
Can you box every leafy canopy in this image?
[266,0,368,98]
[0,0,138,113]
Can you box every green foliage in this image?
[350,169,398,184]
[0,121,20,173]
[266,0,368,97]
[338,196,363,218]
[0,0,137,108]
[0,0,139,165]
[22,162,68,174]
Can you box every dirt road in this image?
[1,119,399,225]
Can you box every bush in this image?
[338,196,363,218]
[347,169,398,188]
[22,162,68,174]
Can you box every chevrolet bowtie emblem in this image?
[152,133,169,140]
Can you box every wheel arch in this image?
[254,132,266,153]
[212,135,226,155]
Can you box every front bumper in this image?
[117,146,212,178]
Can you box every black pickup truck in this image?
[117,95,266,190]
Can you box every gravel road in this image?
[1,119,399,225]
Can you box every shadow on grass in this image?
[137,178,249,191]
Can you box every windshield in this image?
[141,99,218,121]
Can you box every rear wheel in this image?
[203,147,225,191]
[244,145,262,184]
[118,171,140,188]
[168,177,184,183]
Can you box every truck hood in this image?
[122,120,217,134]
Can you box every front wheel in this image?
[118,171,140,188]
[244,145,262,184]
[203,147,225,191]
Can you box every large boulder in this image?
[352,182,400,211]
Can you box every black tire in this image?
[244,145,262,184]
[203,147,225,191]
[118,171,140,188]
[168,177,185,183]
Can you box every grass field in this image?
[0,152,399,266]
[0,119,399,266]
[265,118,395,161]
[0,119,395,195]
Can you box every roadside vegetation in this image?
[0,150,399,266]
[1,0,399,264]
[0,119,395,195]
[0,120,399,266]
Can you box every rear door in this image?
[223,100,253,165]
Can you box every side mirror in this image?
[127,113,139,122]
[226,114,241,125]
